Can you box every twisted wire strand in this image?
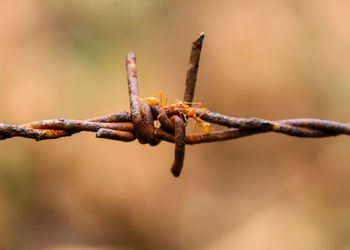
[0,112,133,141]
[1,111,347,142]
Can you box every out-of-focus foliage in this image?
[1,0,350,249]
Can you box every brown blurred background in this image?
[1,0,350,249]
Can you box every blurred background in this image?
[1,0,350,249]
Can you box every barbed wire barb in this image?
[1,33,350,177]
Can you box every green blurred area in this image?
[1,0,350,249]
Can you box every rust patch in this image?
[170,115,186,177]
[183,32,205,105]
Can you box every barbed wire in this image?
[1,33,349,177]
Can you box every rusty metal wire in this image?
[1,33,350,177]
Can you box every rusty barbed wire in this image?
[1,33,350,177]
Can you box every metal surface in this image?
[1,33,349,177]
[170,115,185,177]
[183,32,205,105]
[126,52,147,144]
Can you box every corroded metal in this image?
[281,119,350,134]
[2,33,350,177]
[0,123,46,140]
[156,127,260,144]
[25,119,134,132]
[96,128,135,142]
[126,52,147,144]
[185,128,258,144]
[0,119,134,141]
[144,105,161,146]
[183,32,205,105]
[170,116,185,177]
[87,112,132,123]
[150,105,174,133]
[196,111,336,137]
[3,112,346,142]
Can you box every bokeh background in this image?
[1,0,350,249]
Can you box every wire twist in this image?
[1,33,349,177]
